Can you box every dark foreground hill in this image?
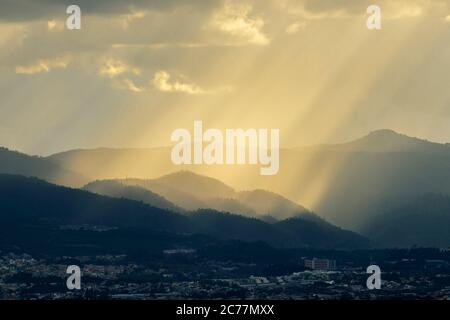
[190,210,370,249]
[0,175,370,251]
[363,194,450,248]
[0,174,192,232]
[83,180,183,213]
[274,217,370,249]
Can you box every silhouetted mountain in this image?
[330,129,450,153]
[201,197,258,218]
[190,210,369,249]
[258,215,279,224]
[120,178,208,211]
[189,210,291,247]
[0,174,369,250]
[274,217,370,249]
[363,194,450,248]
[154,171,235,199]
[148,171,312,220]
[0,147,87,187]
[302,132,450,230]
[45,130,450,232]
[103,171,313,221]
[0,174,193,233]
[47,147,172,182]
[236,189,310,220]
[83,180,183,213]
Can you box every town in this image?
[1,248,449,300]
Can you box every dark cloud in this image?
[294,0,450,17]
[0,0,222,22]
[301,0,368,14]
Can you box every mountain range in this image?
[43,129,450,232]
[0,147,87,187]
[2,129,450,248]
[0,174,369,251]
[84,171,312,222]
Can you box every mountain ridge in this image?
[0,147,87,187]
[294,129,450,153]
[0,174,370,250]
[101,171,313,221]
[4,128,450,232]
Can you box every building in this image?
[304,258,336,271]
[163,249,196,255]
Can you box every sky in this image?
[1,0,450,155]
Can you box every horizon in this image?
[2,127,449,157]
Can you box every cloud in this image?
[211,2,270,46]
[111,42,213,49]
[0,0,222,22]
[15,55,71,74]
[383,2,425,19]
[116,78,144,93]
[120,10,147,29]
[47,20,64,31]
[98,58,143,93]
[98,58,140,78]
[278,0,363,19]
[280,0,443,20]
[47,20,56,30]
[153,70,206,94]
[285,21,307,34]
[0,23,26,47]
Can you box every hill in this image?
[363,194,450,248]
[0,174,192,233]
[316,129,450,153]
[44,130,450,231]
[119,178,209,211]
[274,217,370,249]
[46,147,171,182]
[154,170,235,199]
[106,171,312,221]
[236,189,310,220]
[0,147,87,187]
[83,180,183,213]
[190,209,369,249]
[0,174,370,250]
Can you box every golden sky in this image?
[1,0,450,155]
